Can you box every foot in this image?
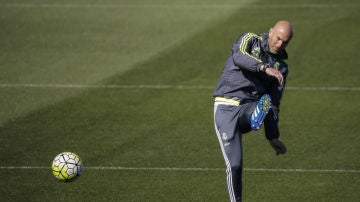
[251,94,271,130]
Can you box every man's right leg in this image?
[214,103,243,202]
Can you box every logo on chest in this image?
[251,47,261,58]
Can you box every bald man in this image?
[213,21,294,202]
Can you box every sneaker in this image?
[251,94,271,130]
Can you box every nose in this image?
[277,40,284,48]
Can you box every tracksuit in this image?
[213,32,289,202]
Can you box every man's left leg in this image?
[251,94,272,130]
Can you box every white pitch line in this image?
[0,166,359,173]
[244,168,360,173]
[0,3,358,9]
[286,86,360,91]
[0,83,359,91]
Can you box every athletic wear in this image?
[213,32,289,202]
[214,102,256,202]
[214,32,288,140]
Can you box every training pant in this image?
[214,100,257,202]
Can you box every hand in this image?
[265,68,284,86]
[269,139,287,155]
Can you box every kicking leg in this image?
[250,94,272,130]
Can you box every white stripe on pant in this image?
[214,102,238,202]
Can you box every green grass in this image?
[0,0,359,201]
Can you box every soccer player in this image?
[213,20,294,202]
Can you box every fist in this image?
[265,68,284,86]
[269,139,287,155]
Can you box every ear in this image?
[269,28,273,36]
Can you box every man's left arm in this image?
[264,67,288,155]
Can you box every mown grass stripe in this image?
[0,3,358,9]
[0,83,359,91]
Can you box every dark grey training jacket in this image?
[213,32,289,139]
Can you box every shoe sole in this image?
[251,94,271,130]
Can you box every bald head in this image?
[273,20,294,39]
[268,20,294,54]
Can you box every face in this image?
[268,27,292,54]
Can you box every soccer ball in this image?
[52,152,83,181]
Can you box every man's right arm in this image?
[232,32,263,72]
[232,33,285,86]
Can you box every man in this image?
[213,20,294,202]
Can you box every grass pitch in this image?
[0,0,359,201]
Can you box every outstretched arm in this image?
[264,82,287,155]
